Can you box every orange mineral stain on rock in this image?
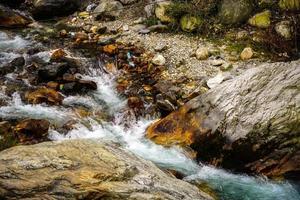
[146,106,209,148]
[103,44,118,55]
[25,88,64,105]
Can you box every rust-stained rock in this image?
[15,119,50,143]
[147,106,209,147]
[25,88,64,105]
[0,5,32,28]
[103,44,118,54]
[104,62,118,74]
[147,61,300,179]
[50,48,67,62]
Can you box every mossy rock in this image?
[258,0,276,8]
[279,0,300,10]
[218,0,253,25]
[180,15,203,32]
[155,2,176,23]
[248,10,271,28]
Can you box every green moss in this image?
[144,16,159,27]
[279,0,300,10]
[180,14,203,32]
[248,10,271,29]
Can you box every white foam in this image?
[0,35,29,51]
[0,93,74,126]
[63,96,100,109]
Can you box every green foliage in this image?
[144,16,159,27]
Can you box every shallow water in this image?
[1,31,300,200]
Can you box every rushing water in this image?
[1,31,300,200]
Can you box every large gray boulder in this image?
[218,0,253,24]
[147,60,300,179]
[0,139,213,200]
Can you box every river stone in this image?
[0,139,213,200]
[218,0,253,25]
[196,47,210,60]
[32,0,80,19]
[275,20,292,40]
[152,54,166,66]
[0,5,32,28]
[147,60,300,179]
[93,0,123,20]
[240,47,254,60]
[248,10,271,28]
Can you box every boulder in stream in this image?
[147,60,300,179]
[0,139,213,200]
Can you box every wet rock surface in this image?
[147,60,300,179]
[0,139,213,200]
[0,5,32,28]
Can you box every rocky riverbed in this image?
[0,0,299,200]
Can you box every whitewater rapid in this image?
[0,31,299,200]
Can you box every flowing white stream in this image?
[50,68,300,200]
[1,31,299,200]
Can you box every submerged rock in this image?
[0,139,213,200]
[0,5,32,28]
[147,61,300,179]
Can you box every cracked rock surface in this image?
[147,60,300,179]
[0,139,212,200]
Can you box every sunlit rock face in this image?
[0,139,213,200]
[147,60,300,179]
